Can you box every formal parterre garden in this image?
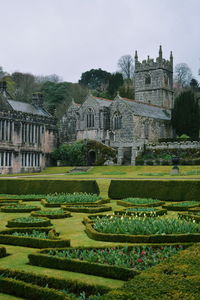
[0,168,200,299]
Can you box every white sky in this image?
[0,0,199,82]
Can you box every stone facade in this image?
[0,83,57,174]
[61,46,174,165]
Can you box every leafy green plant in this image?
[11,217,46,223]
[171,201,199,207]
[11,230,49,239]
[34,209,65,215]
[93,216,200,235]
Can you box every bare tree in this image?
[174,63,192,88]
[118,55,134,79]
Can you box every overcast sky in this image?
[0,0,199,82]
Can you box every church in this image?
[61,46,174,164]
[0,83,57,174]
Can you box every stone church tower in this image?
[134,46,173,110]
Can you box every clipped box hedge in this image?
[6,217,52,228]
[0,247,7,258]
[114,208,167,217]
[0,179,100,195]
[28,248,139,280]
[162,203,200,211]
[117,199,165,208]
[108,180,200,201]
[0,228,70,248]
[0,267,110,297]
[31,210,71,219]
[61,204,112,214]
[41,198,108,208]
[0,277,70,300]
[85,223,200,243]
[0,205,41,213]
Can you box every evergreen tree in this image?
[172,90,200,139]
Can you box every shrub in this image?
[0,204,41,213]
[108,180,200,201]
[0,180,100,195]
[0,247,7,258]
[117,197,165,207]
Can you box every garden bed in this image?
[85,216,200,243]
[162,201,200,211]
[61,204,112,213]
[117,197,165,207]
[28,245,184,280]
[31,209,71,219]
[0,247,7,258]
[0,201,22,207]
[0,204,41,213]
[0,228,70,248]
[42,195,108,208]
[6,217,52,228]
[114,207,167,217]
[178,212,200,223]
[188,207,200,213]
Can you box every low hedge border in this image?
[178,212,200,223]
[6,217,52,228]
[31,211,71,219]
[0,228,70,248]
[0,179,100,195]
[85,223,200,243]
[61,205,112,214]
[41,199,109,208]
[0,247,7,258]
[28,248,139,280]
[0,205,41,213]
[117,200,165,208]
[188,207,200,213]
[162,203,200,211]
[0,277,70,300]
[108,180,200,201]
[0,200,22,205]
[0,267,110,296]
[114,208,167,217]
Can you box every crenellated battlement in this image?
[135,46,173,72]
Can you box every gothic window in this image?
[86,108,95,128]
[113,112,122,130]
[145,74,151,85]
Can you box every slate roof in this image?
[7,100,51,117]
[93,96,113,107]
[122,98,171,120]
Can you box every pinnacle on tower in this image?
[135,50,138,61]
[159,45,162,59]
[170,51,173,62]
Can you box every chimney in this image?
[32,92,44,108]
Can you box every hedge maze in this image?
[0,179,200,299]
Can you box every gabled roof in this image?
[7,100,51,117]
[121,98,171,120]
[94,96,113,107]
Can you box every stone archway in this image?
[88,150,96,165]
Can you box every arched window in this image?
[86,108,95,128]
[145,74,151,85]
[144,122,149,138]
[113,112,122,130]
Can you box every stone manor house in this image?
[0,82,57,174]
[61,46,174,164]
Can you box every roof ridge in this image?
[122,97,167,109]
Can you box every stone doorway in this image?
[88,150,96,165]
